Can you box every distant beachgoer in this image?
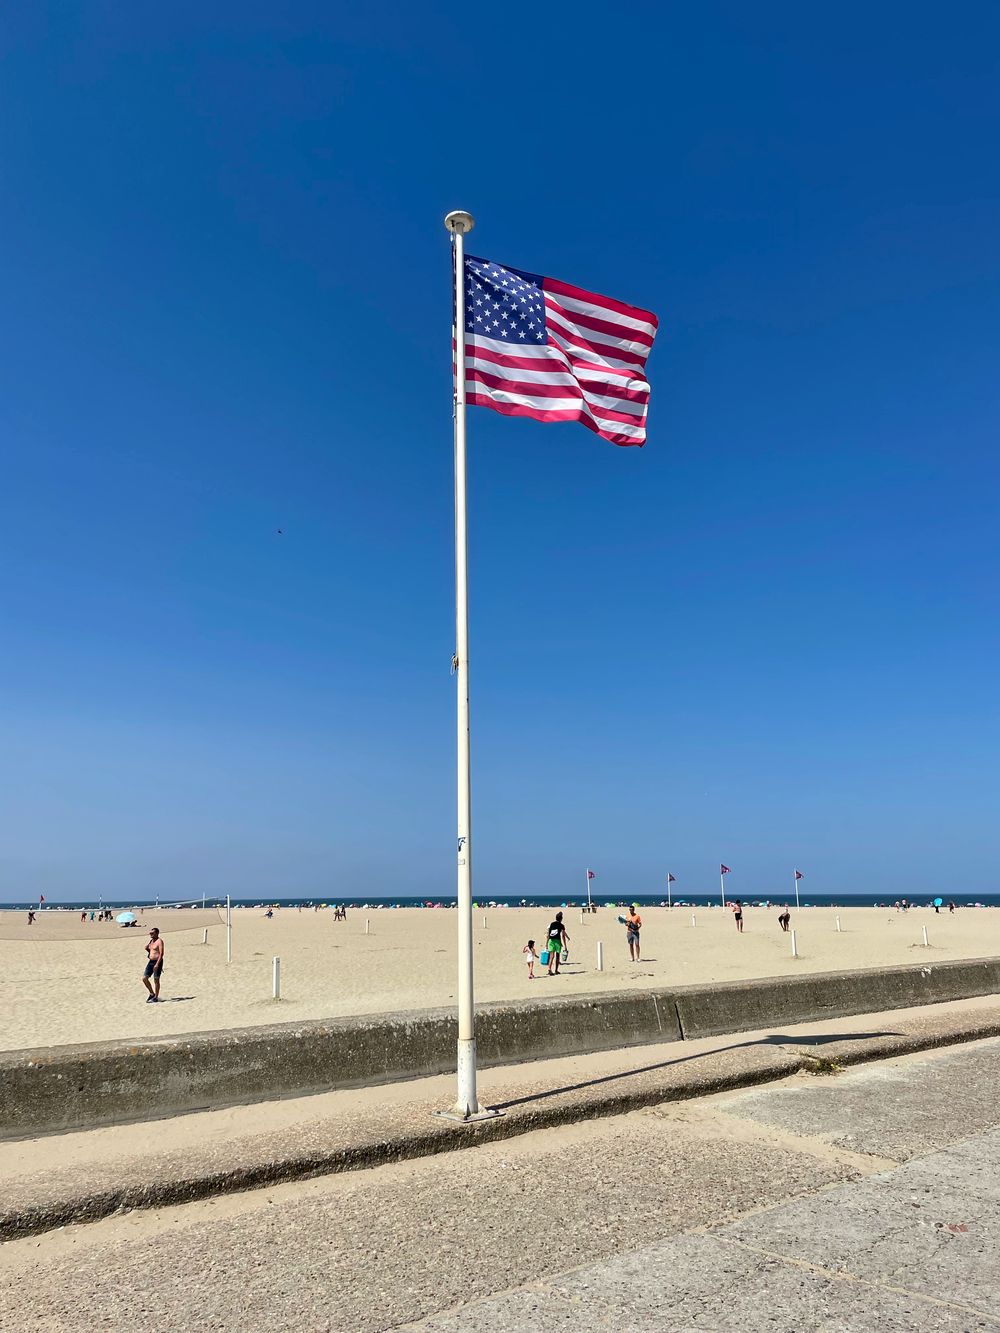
[778,907,791,933]
[546,912,569,975]
[732,900,744,933]
[523,939,538,979]
[625,905,642,961]
[142,928,164,1003]
[27,910,35,925]
[265,908,274,919]
[948,901,956,914]
[81,911,87,923]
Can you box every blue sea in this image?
[4,892,999,911]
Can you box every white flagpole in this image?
[667,874,672,909]
[586,870,592,913]
[794,870,800,911]
[443,209,484,1120]
[719,869,726,909]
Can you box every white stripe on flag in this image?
[547,289,657,338]
[470,383,647,439]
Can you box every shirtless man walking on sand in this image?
[142,927,164,1003]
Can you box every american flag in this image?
[457,254,658,448]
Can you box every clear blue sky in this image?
[2,4,998,903]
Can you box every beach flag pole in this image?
[720,864,730,909]
[794,868,802,911]
[438,209,494,1123]
[667,872,675,909]
[586,868,594,913]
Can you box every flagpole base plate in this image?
[433,1107,503,1124]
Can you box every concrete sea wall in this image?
[3,956,999,1138]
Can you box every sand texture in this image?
[0,904,992,1052]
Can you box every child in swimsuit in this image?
[522,939,538,979]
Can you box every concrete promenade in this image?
[3,1007,1000,1330]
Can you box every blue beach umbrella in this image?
[116,911,136,924]
[934,897,943,907]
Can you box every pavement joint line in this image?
[710,1234,1000,1324]
[393,1279,567,1332]
[5,1014,1000,1243]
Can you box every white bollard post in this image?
[580,910,584,925]
[202,928,208,945]
[922,926,929,947]
[483,915,487,929]
[272,956,281,1000]
[791,929,798,958]
[691,914,697,927]
[836,916,842,933]
[596,940,604,972]
[365,917,370,935]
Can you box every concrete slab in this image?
[0,1110,855,1333]
[715,1038,1000,1160]
[714,1151,1000,1311]
[412,1234,1000,1331]
[902,1130,1000,1205]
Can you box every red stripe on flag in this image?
[465,342,648,400]
[466,369,648,428]
[547,298,656,352]
[544,276,659,328]
[546,298,656,351]
[467,392,645,448]
[546,322,647,373]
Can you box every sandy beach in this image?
[0,904,994,1053]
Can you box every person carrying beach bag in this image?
[545,911,569,976]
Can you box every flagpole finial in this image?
[444,210,475,235]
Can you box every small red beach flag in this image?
[587,869,596,880]
[667,873,676,883]
[39,894,45,903]
[794,870,803,880]
[720,865,731,875]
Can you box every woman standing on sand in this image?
[732,899,744,933]
[545,912,569,976]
